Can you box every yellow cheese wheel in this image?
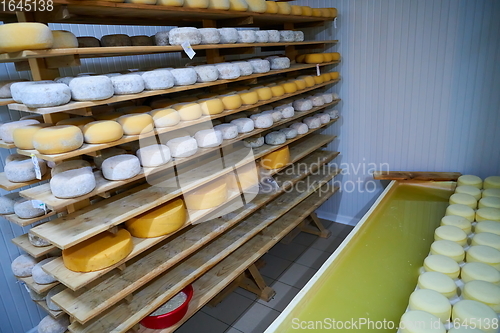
[183,0,209,8]
[269,85,285,97]
[173,103,203,121]
[239,91,259,105]
[62,229,133,272]
[467,245,500,270]
[321,73,331,82]
[117,113,154,135]
[320,8,330,17]
[150,98,175,109]
[94,112,125,121]
[471,232,500,251]
[220,94,243,110]
[0,23,53,53]
[295,54,306,63]
[418,272,457,299]
[125,198,186,238]
[323,53,333,62]
[12,124,52,150]
[234,163,260,191]
[424,255,460,279]
[281,82,297,94]
[461,262,500,285]
[434,225,467,246]
[484,176,500,189]
[199,98,224,115]
[150,108,181,128]
[298,75,315,87]
[312,8,322,17]
[246,0,266,12]
[331,52,341,61]
[457,175,483,188]
[478,197,500,209]
[313,75,324,85]
[475,221,500,235]
[290,5,302,15]
[445,204,475,222]
[292,79,307,90]
[56,116,95,129]
[33,125,84,154]
[408,289,451,323]
[277,2,291,14]
[440,215,472,235]
[51,30,78,49]
[117,105,152,114]
[463,280,500,312]
[228,0,248,11]
[450,193,477,209]
[265,1,278,13]
[301,6,313,16]
[252,87,273,100]
[430,240,465,262]
[328,8,338,18]
[157,0,183,5]
[82,120,124,144]
[476,207,500,221]
[330,71,340,80]
[261,146,290,170]
[304,53,325,64]
[452,300,498,333]
[184,179,228,210]
[208,0,230,9]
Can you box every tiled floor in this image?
[175,220,354,333]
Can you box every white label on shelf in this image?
[316,64,321,76]
[181,41,196,59]
[334,17,337,29]
[30,154,42,180]
[31,200,47,214]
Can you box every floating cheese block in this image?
[484,176,500,189]
[11,254,38,277]
[265,1,278,13]
[463,280,500,312]
[136,144,171,168]
[117,114,154,136]
[167,136,198,157]
[29,230,51,247]
[467,245,500,269]
[20,83,71,108]
[275,105,294,118]
[239,90,259,105]
[479,197,500,209]
[265,131,286,145]
[125,198,186,238]
[218,28,238,44]
[452,300,497,333]
[38,315,70,333]
[461,262,500,285]
[304,53,324,64]
[46,284,66,311]
[251,113,273,128]
[430,240,465,262]
[215,63,241,79]
[150,108,180,128]
[268,85,285,97]
[277,2,291,14]
[194,65,219,83]
[476,207,500,221]
[101,34,132,47]
[77,36,100,47]
[232,61,253,76]
[32,257,57,284]
[290,122,308,135]
[457,175,483,189]
[194,129,223,148]
[423,255,460,279]
[418,271,457,299]
[130,35,154,46]
[248,59,270,73]
[325,109,340,119]
[183,0,208,8]
[214,124,238,140]
[33,125,83,154]
[169,27,202,45]
[51,30,78,48]
[173,103,203,121]
[301,6,313,16]
[237,30,256,43]
[279,30,295,42]
[231,118,254,133]
[82,120,123,144]
[291,5,302,16]
[228,0,247,10]
[184,179,228,210]
[14,199,45,219]
[262,109,282,122]
[455,185,482,200]
[50,160,96,198]
[68,75,114,101]
[281,82,297,94]
[293,31,304,42]
[445,204,475,222]
[4,155,47,183]
[304,116,321,129]
[399,311,445,333]
[246,0,266,12]
[220,94,243,110]
[0,23,53,53]
[475,221,500,235]
[0,119,40,143]
[170,68,197,86]
[450,193,477,209]
[62,229,133,272]
[111,74,145,95]
[102,154,141,180]
[267,30,280,42]
[141,70,175,90]
[434,225,467,246]
[483,188,500,198]
[307,95,325,107]
[440,215,472,235]
[243,135,264,148]
[154,31,169,46]
[408,289,451,323]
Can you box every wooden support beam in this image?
[238,264,276,302]
[220,47,255,56]
[302,212,332,238]
[218,16,253,27]
[372,171,462,181]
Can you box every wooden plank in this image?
[0,98,14,106]
[35,300,64,319]
[18,276,59,294]
[4,210,56,227]
[11,234,59,258]
[0,172,50,191]
[372,171,461,181]
[66,171,338,331]
[8,63,339,114]
[0,139,16,149]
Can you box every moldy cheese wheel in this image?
[0,23,53,53]
[33,125,83,154]
[83,120,124,144]
[184,179,228,210]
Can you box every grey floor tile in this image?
[338,225,354,239]
[268,242,307,262]
[291,232,317,247]
[225,327,244,333]
[202,292,254,325]
[257,280,300,312]
[231,302,281,333]
[310,235,344,253]
[295,247,332,270]
[277,262,317,289]
[320,219,334,229]
[328,222,348,236]
[234,287,259,301]
[259,254,293,280]
[176,310,229,333]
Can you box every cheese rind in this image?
[408,289,451,323]
[440,215,472,235]
[11,254,38,277]
[452,300,497,333]
[418,271,457,299]
[265,131,286,145]
[51,30,78,48]
[82,120,123,144]
[423,254,460,279]
[218,28,239,44]
[184,179,228,210]
[461,262,500,285]
[466,245,500,270]
[102,155,141,180]
[69,76,114,101]
[33,125,83,154]
[174,102,203,121]
[0,23,53,53]
[167,136,198,158]
[220,94,242,110]
[117,114,154,135]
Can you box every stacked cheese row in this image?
[397,175,500,333]
[296,52,341,64]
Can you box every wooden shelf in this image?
[139,184,337,333]
[66,171,338,331]
[11,234,60,258]
[0,98,14,106]
[0,40,337,63]
[20,98,340,211]
[8,62,339,115]
[18,276,59,294]
[4,210,56,227]
[0,172,50,191]
[35,300,64,319]
[0,139,16,149]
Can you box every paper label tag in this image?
[181,41,196,59]
[334,17,337,29]
[316,64,321,76]
[20,282,30,293]
[31,200,47,214]
[30,154,42,180]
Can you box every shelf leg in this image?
[238,264,275,302]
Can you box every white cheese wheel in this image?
[32,257,57,284]
[130,35,154,46]
[445,204,475,222]
[93,148,126,169]
[325,109,339,120]
[434,225,467,246]
[198,28,220,44]
[232,61,253,76]
[484,176,500,189]
[101,154,141,180]
[303,116,321,129]
[173,102,203,121]
[231,118,254,133]
[262,110,283,122]
[289,122,308,134]
[111,74,144,94]
[475,221,500,235]
[82,120,123,144]
[228,0,248,11]
[293,99,313,111]
[467,245,500,269]
[275,105,294,118]
[170,68,197,86]
[457,175,483,189]
[38,315,69,333]
[418,271,457,299]
[440,215,472,235]
[293,30,305,42]
[10,81,53,103]
[218,28,238,44]
[33,125,84,154]
[77,36,100,48]
[455,185,482,200]
[267,30,280,42]
[479,197,500,209]
[408,289,451,323]
[307,95,325,106]
[167,136,198,158]
[69,76,114,101]
[101,34,132,47]
[248,59,270,73]
[430,240,465,262]
[246,0,266,12]
[315,113,331,124]
[279,30,295,42]
[46,284,65,311]
[184,0,208,7]
[194,129,223,148]
[29,231,51,247]
[28,287,48,301]
[243,135,264,148]
[194,65,219,82]
[279,128,298,139]
[215,63,241,79]
[169,27,202,45]
[476,207,500,221]
[0,23,53,53]
[472,232,500,251]
[319,92,333,103]
[117,114,154,135]
[463,280,500,312]
[255,30,269,43]
[0,119,40,143]
[141,70,175,90]
[0,195,16,215]
[269,57,290,70]
[5,155,47,183]
[237,30,256,43]
[11,254,38,277]
[251,113,273,128]
[154,31,169,46]
[150,108,181,128]
[461,262,500,285]
[50,162,96,198]
[214,124,238,140]
[452,300,497,333]
[423,254,460,279]
[399,310,445,333]
[0,79,26,98]
[265,131,286,145]
[20,83,71,108]
[51,30,78,48]
[136,144,171,167]
[450,193,477,209]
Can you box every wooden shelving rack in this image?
[1,3,340,332]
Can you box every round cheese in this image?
[0,23,53,53]
[252,87,273,100]
[173,102,203,121]
[78,36,100,48]
[279,30,295,42]
[231,118,254,133]
[476,207,500,221]
[215,63,241,80]
[484,176,500,189]
[170,68,197,86]
[232,61,253,76]
[141,70,175,90]
[269,85,285,97]
[33,125,83,154]
[281,82,297,94]
[269,57,290,70]
[184,179,228,210]
[408,289,451,323]
[293,99,313,111]
[20,83,71,108]
[237,30,256,43]
[305,53,325,64]
[297,75,315,87]
[246,0,266,12]
[467,245,500,269]
[277,1,291,14]
[275,105,294,118]
[312,8,322,17]
[313,75,324,85]
[239,90,259,105]
[167,136,198,158]
[0,119,40,143]
[265,131,286,145]
[450,193,477,209]
[218,28,238,44]
[194,128,224,148]
[154,31,169,46]
[278,128,297,140]
[434,225,467,246]
[50,161,96,198]
[307,95,325,106]
[169,27,202,45]
[32,257,57,284]
[220,94,243,110]
[198,28,220,44]
[214,124,238,140]
[418,271,457,299]
[136,144,171,168]
[11,254,38,277]
[457,175,483,189]
[290,122,308,135]
[46,284,66,311]
[93,148,126,169]
[479,197,500,209]
[62,229,133,272]
[325,109,340,120]
[111,74,145,95]
[440,215,472,235]
[331,52,341,61]
[101,155,141,180]
[262,109,282,122]
[329,8,338,17]
[158,0,184,5]
[251,113,273,128]
[248,59,270,73]
[150,108,181,128]
[4,155,47,183]
[301,6,313,16]
[423,254,460,279]
[117,114,154,135]
[82,120,123,144]
[315,113,331,124]
[183,0,208,8]
[14,199,45,219]
[265,1,278,13]
[483,188,500,198]
[445,204,475,222]
[291,5,302,15]
[304,116,321,129]
[452,300,497,333]
[399,311,445,333]
[430,240,465,262]
[293,31,304,41]
[267,30,280,42]
[475,221,500,235]
[243,135,264,148]
[69,75,114,101]
[461,262,500,285]
[455,185,482,200]
[38,315,70,333]
[101,34,132,47]
[463,280,500,312]
[51,30,78,48]
[29,231,51,247]
[255,30,269,43]
[194,65,219,83]
[130,35,154,46]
